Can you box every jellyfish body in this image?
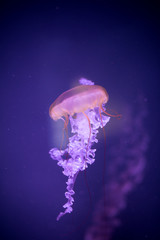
[49,85,109,121]
[49,79,111,220]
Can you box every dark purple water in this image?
[1,1,159,240]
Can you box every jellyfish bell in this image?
[49,85,109,122]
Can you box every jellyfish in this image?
[49,78,120,221]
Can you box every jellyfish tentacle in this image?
[60,114,69,149]
[82,111,93,207]
[59,117,65,151]
[60,128,65,151]
[100,104,122,119]
[59,116,67,151]
[64,114,70,154]
[57,172,79,221]
[49,107,110,220]
[59,115,69,151]
[64,114,69,129]
[64,114,69,141]
[82,111,91,160]
[99,107,107,208]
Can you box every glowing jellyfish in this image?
[49,78,120,221]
